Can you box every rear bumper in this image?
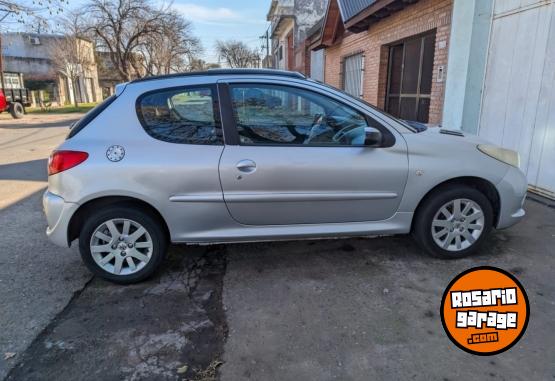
[496,166,527,229]
[43,191,78,247]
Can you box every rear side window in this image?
[67,95,117,139]
[136,86,223,145]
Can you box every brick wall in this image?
[293,40,312,76]
[323,0,452,124]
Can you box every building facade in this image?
[267,0,328,72]
[313,0,452,124]
[1,33,102,106]
[95,51,122,99]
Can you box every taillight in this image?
[48,150,89,176]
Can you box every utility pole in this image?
[0,34,4,90]
[259,26,270,68]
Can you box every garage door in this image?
[479,0,555,198]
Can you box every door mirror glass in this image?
[364,127,383,147]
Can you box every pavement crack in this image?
[4,245,229,381]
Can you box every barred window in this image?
[342,53,364,98]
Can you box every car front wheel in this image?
[79,206,167,284]
[413,185,494,259]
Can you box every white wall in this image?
[479,0,555,196]
[442,0,493,132]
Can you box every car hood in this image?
[402,120,429,132]
[413,125,493,146]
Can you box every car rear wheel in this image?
[9,102,25,119]
[79,206,167,284]
[412,185,494,259]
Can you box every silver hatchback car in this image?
[43,69,527,283]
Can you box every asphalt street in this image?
[0,113,554,380]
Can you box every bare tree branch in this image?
[0,0,68,32]
[215,40,260,68]
[82,0,201,81]
[139,10,201,75]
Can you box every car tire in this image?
[79,206,168,284]
[412,185,494,259]
[9,102,25,119]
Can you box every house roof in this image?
[306,17,325,39]
[337,0,377,22]
[314,0,421,47]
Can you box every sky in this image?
[4,0,272,64]
[170,1,271,63]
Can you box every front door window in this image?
[229,84,377,146]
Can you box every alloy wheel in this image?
[431,198,485,252]
[89,218,153,275]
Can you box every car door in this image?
[217,80,409,225]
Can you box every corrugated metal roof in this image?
[337,0,377,22]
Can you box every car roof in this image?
[129,69,306,84]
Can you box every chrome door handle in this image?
[236,159,257,173]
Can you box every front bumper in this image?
[43,191,79,247]
[496,166,527,229]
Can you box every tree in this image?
[83,0,201,81]
[50,13,95,107]
[138,10,201,76]
[0,1,68,31]
[215,40,261,68]
[188,59,220,72]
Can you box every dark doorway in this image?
[385,31,436,123]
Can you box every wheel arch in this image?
[68,196,170,244]
[411,176,500,231]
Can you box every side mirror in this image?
[364,127,383,147]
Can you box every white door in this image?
[479,0,555,197]
[310,49,324,82]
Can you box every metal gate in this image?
[479,0,555,198]
[385,31,436,123]
[342,53,364,98]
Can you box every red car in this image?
[0,87,31,119]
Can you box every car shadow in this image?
[0,159,48,182]
[0,118,80,129]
